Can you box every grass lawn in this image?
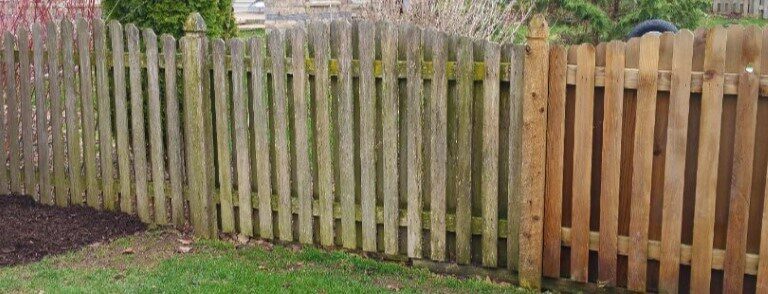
[0,229,528,293]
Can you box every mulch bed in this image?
[0,195,146,266]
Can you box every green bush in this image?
[101,0,237,38]
[528,0,709,43]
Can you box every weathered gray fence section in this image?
[0,13,542,288]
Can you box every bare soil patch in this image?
[0,195,145,266]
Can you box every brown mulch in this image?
[0,195,146,267]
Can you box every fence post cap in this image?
[527,14,548,40]
[184,13,207,34]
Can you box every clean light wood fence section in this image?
[544,25,768,292]
[6,13,768,292]
[0,12,545,288]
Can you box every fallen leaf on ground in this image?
[177,246,193,253]
[122,248,134,255]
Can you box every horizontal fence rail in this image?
[4,12,768,293]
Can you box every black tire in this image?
[627,19,678,39]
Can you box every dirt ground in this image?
[0,195,146,266]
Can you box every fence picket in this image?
[507,44,525,272]
[380,22,400,256]
[309,21,335,247]
[626,33,660,292]
[250,36,273,239]
[163,35,184,226]
[0,38,7,196]
[62,21,83,205]
[268,29,293,242]
[142,28,167,223]
[16,28,34,198]
[32,24,51,204]
[76,19,99,208]
[455,36,473,265]
[109,21,132,214]
[3,33,20,195]
[404,25,423,258]
[723,25,761,293]
[595,41,625,285]
[94,20,115,210]
[690,26,728,294]
[230,38,253,237]
[358,20,377,253]
[428,29,448,262]
[47,22,66,206]
[569,44,596,283]
[127,24,150,222]
[291,25,313,244]
[658,31,694,293]
[212,38,235,233]
[480,41,500,267]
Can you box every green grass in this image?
[0,230,527,293]
[701,15,768,28]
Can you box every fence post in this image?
[182,13,216,238]
[519,14,549,289]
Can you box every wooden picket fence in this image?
[545,25,768,292]
[5,11,768,292]
[713,0,768,18]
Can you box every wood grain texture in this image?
[230,38,254,237]
[481,41,500,267]
[518,15,548,289]
[310,22,335,247]
[250,36,274,239]
[212,38,235,233]
[405,25,424,258]
[75,19,99,208]
[17,27,35,197]
[181,15,215,238]
[291,26,313,244]
[268,29,293,242]
[61,21,83,205]
[109,21,132,214]
[569,44,596,283]
[332,20,356,250]
[428,29,448,262]
[358,20,377,253]
[46,21,66,206]
[455,36,473,265]
[162,35,184,227]
[381,22,400,256]
[93,20,115,210]
[143,28,167,224]
[127,24,150,222]
[542,45,566,278]
[507,45,525,272]
[596,40,625,285]
[722,25,761,293]
[690,26,727,294]
[0,35,7,195]
[657,30,694,294]
[31,24,51,204]
[626,33,660,292]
